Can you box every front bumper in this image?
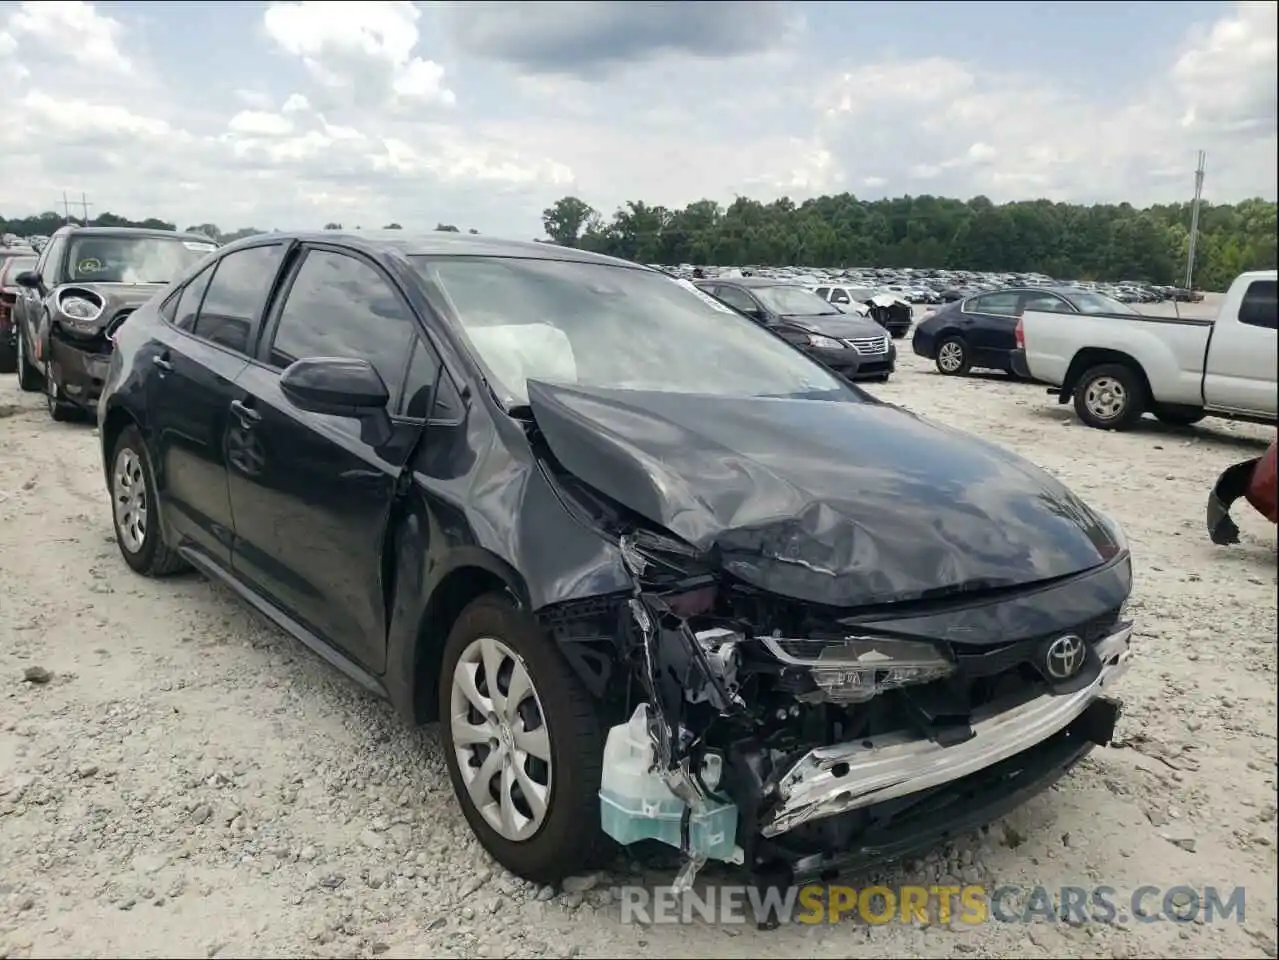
[49,333,112,408]
[809,342,897,380]
[763,622,1132,839]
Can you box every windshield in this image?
[752,284,841,316]
[1066,291,1140,315]
[414,257,855,406]
[65,235,216,284]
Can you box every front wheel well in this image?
[412,566,512,723]
[1062,348,1152,401]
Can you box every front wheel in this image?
[16,326,42,392]
[439,594,610,884]
[1073,363,1147,431]
[45,361,78,422]
[935,337,970,376]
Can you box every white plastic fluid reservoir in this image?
[598,704,738,861]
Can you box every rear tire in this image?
[935,336,971,376]
[110,425,190,576]
[1073,363,1147,431]
[438,594,610,884]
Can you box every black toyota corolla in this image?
[97,232,1134,898]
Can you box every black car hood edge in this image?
[525,380,1120,608]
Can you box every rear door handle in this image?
[229,399,261,427]
[152,355,173,372]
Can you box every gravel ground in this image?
[1,298,1275,959]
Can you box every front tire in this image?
[1074,363,1147,431]
[16,326,42,392]
[110,425,190,576]
[439,594,609,884]
[935,336,971,376]
[45,360,77,422]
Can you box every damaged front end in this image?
[520,379,1134,905]
[597,526,1132,898]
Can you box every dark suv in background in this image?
[9,224,216,419]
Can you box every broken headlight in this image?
[761,634,954,704]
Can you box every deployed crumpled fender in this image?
[1208,439,1279,544]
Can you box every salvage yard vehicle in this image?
[98,231,1135,895]
[912,286,1140,378]
[813,283,913,338]
[1207,438,1278,545]
[0,253,37,373]
[696,277,897,381]
[10,225,217,420]
[1013,271,1277,430]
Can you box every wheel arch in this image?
[1062,348,1152,403]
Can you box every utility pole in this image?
[1184,150,1205,291]
[61,191,72,224]
[79,192,94,225]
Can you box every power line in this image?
[1184,150,1205,291]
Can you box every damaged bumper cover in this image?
[762,622,1132,838]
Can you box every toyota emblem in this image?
[1044,634,1085,679]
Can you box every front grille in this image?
[951,608,1122,680]
[844,336,889,356]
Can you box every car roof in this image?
[52,226,214,243]
[217,230,645,269]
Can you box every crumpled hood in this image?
[780,314,887,340]
[526,381,1119,608]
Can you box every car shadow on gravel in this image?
[1024,405,1274,451]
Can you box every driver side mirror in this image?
[15,270,42,291]
[280,357,393,445]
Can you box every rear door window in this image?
[193,244,285,355]
[970,291,1021,316]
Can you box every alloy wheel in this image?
[937,341,964,373]
[449,635,552,842]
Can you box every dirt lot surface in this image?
[1,297,1276,959]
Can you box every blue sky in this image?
[1,1,1274,237]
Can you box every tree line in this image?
[541,193,1277,291]
[6,191,1275,291]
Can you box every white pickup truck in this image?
[1012,271,1277,431]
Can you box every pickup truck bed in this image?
[1016,272,1277,431]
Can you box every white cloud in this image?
[0,0,1274,237]
[262,1,455,109]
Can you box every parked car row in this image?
[3,228,1147,906]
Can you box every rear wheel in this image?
[439,594,610,884]
[935,337,970,376]
[110,425,190,575]
[1073,363,1147,431]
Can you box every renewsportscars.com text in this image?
[618,883,1247,926]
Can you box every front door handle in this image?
[229,399,261,428]
[152,355,173,373]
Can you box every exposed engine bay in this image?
[535,432,1134,899]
